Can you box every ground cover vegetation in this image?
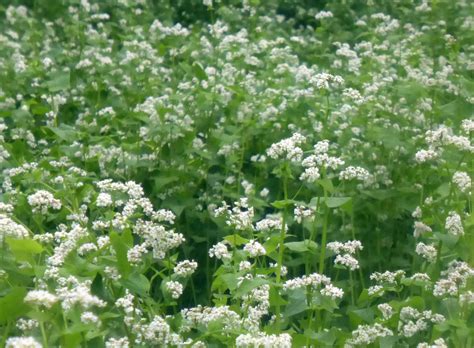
[0,0,473,347]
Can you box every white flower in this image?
[299,166,320,183]
[27,190,62,213]
[413,221,432,238]
[0,214,29,243]
[415,149,438,163]
[266,133,306,163]
[105,337,130,348]
[315,11,333,20]
[209,241,231,260]
[346,323,393,346]
[452,171,471,193]
[334,253,360,270]
[243,240,266,257]
[236,332,292,348]
[81,311,100,324]
[6,336,42,348]
[339,166,371,182]
[174,260,198,277]
[445,211,464,236]
[377,303,393,320]
[166,281,183,299]
[415,242,437,262]
[96,192,113,207]
[24,290,58,309]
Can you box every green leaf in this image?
[121,273,150,296]
[0,287,29,324]
[284,240,318,253]
[284,289,308,316]
[379,335,400,348]
[271,199,296,209]
[110,231,132,277]
[234,278,269,297]
[192,62,207,80]
[46,70,70,92]
[6,237,43,261]
[223,234,248,246]
[317,178,335,194]
[325,197,352,208]
[48,124,78,141]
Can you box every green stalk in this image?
[275,170,288,322]
[318,177,329,275]
[40,321,48,347]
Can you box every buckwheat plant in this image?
[0,0,473,347]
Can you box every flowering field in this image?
[0,0,473,347]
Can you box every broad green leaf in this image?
[46,70,70,92]
[234,278,269,297]
[121,273,150,296]
[271,199,296,209]
[6,237,43,261]
[284,240,318,253]
[223,234,249,246]
[110,231,132,277]
[0,287,29,324]
[325,197,352,208]
[317,178,335,193]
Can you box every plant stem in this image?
[40,321,48,347]
[318,177,329,275]
[275,169,288,323]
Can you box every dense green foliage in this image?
[0,0,473,347]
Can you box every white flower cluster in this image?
[300,140,345,183]
[81,311,100,325]
[266,133,306,163]
[236,332,292,348]
[46,224,88,273]
[181,305,241,332]
[214,198,254,231]
[56,278,106,311]
[377,303,393,320]
[5,336,42,348]
[166,281,184,299]
[345,323,393,347]
[327,240,363,270]
[433,261,474,297]
[0,214,29,243]
[16,318,39,331]
[452,171,471,193]
[96,192,113,207]
[315,11,333,20]
[174,260,198,277]
[368,270,405,296]
[243,240,266,257]
[133,315,187,346]
[293,205,315,223]
[27,190,62,213]
[209,241,231,260]
[131,219,185,261]
[460,291,474,305]
[241,284,270,330]
[415,149,438,163]
[417,338,448,348]
[255,215,284,231]
[339,166,371,182]
[24,290,58,309]
[283,272,343,299]
[413,221,432,238]
[105,337,130,348]
[415,242,437,262]
[398,307,445,337]
[445,211,464,236]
